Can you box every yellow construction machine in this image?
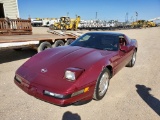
[131,20,156,28]
[146,21,156,27]
[49,16,80,30]
[131,20,146,28]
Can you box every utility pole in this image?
[96,12,97,19]
[130,16,133,22]
[135,12,138,21]
[125,12,128,23]
[67,12,69,17]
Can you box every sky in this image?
[18,0,160,22]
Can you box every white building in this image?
[0,0,19,19]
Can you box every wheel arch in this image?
[105,65,113,78]
[135,47,137,52]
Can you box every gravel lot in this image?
[0,27,160,120]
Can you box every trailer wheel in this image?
[38,41,52,52]
[65,39,74,45]
[52,40,64,48]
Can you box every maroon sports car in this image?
[14,32,138,106]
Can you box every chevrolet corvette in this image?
[14,32,138,106]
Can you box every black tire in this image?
[65,39,74,45]
[37,41,52,52]
[93,68,111,100]
[126,50,136,67]
[52,40,64,48]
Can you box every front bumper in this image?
[14,76,94,106]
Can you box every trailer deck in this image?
[0,34,75,43]
[0,17,80,52]
[0,33,76,52]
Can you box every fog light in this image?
[44,90,55,97]
[71,89,84,97]
[71,87,89,97]
[15,75,22,83]
[84,87,89,93]
[44,90,65,99]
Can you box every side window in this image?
[119,36,127,46]
[124,35,131,45]
[79,35,91,41]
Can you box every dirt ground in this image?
[0,27,160,120]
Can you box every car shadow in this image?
[62,111,81,120]
[0,48,37,64]
[136,84,160,116]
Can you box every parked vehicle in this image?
[0,18,76,52]
[49,16,81,30]
[14,32,138,106]
[131,20,157,28]
[0,33,76,52]
[31,18,43,27]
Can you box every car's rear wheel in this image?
[93,68,111,100]
[126,50,136,67]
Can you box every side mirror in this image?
[120,46,128,52]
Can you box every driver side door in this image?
[113,36,132,73]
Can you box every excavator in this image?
[49,16,81,30]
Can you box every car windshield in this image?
[70,33,119,51]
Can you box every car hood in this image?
[17,46,114,93]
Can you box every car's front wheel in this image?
[93,68,111,100]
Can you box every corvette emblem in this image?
[41,68,47,73]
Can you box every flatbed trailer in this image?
[0,34,76,52]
